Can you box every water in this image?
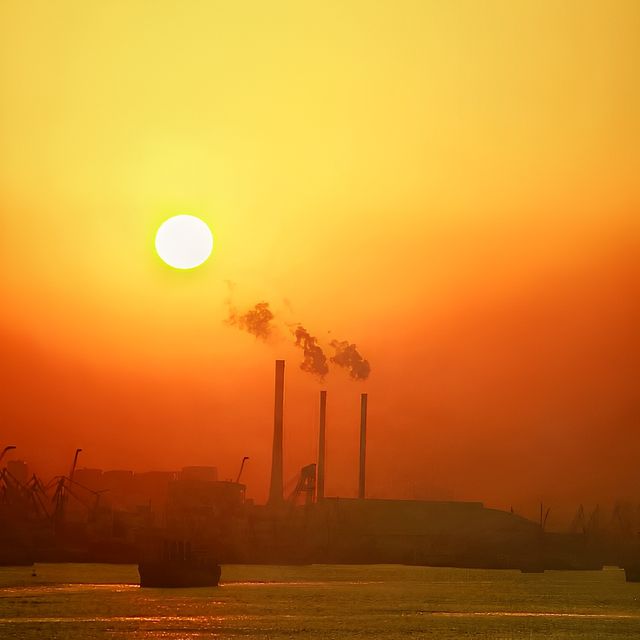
[0,564,639,639]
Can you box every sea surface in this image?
[0,563,639,639]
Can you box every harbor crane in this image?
[0,445,16,464]
[235,456,249,484]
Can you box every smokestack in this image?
[317,390,327,501]
[268,360,285,506]
[358,393,367,500]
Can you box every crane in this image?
[288,464,316,506]
[52,448,83,529]
[0,445,16,464]
[235,456,249,484]
[69,448,82,481]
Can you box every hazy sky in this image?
[1,1,638,519]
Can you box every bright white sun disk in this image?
[155,215,213,269]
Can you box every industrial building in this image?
[0,359,635,571]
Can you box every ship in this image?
[138,539,221,588]
[622,547,640,583]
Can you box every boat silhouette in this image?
[138,539,221,588]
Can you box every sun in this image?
[155,215,214,269]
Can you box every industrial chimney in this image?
[268,360,285,506]
[316,390,327,501]
[358,393,367,500]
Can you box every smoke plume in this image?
[294,326,329,379]
[227,302,274,340]
[330,339,371,380]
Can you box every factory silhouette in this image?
[1,360,640,580]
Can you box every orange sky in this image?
[0,1,639,522]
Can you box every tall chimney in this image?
[268,360,285,506]
[317,390,327,501]
[358,393,368,500]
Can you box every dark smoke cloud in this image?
[227,302,274,340]
[223,289,371,380]
[294,326,329,379]
[330,339,371,380]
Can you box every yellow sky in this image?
[2,1,639,359]
[0,2,639,507]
